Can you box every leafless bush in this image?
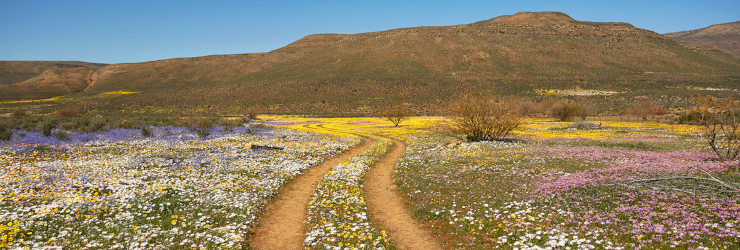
[446,95,521,142]
[614,167,739,196]
[693,95,740,161]
[378,106,410,127]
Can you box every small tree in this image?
[694,95,740,160]
[378,106,410,127]
[446,95,521,142]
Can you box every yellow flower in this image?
[171,220,177,225]
[133,226,137,230]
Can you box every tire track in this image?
[249,137,373,250]
[364,138,442,250]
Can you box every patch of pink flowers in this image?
[538,146,738,194]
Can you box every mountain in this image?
[3,12,740,115]
[665,21,740,58]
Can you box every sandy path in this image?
[249,138,373,250]
[364,138,443,250]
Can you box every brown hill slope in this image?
[0,61,107,100]
[665,21,740,58]
[4,12,740,115]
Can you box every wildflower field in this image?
[1,115,739,249]
[265,116,739,249]
[0,126,359,249]
[390,119,740,249]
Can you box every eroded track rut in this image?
[249,138,372,249]
[364,138,442,250]
[250,134,441,249]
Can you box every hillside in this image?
[0,61,107,100]
[665,21,740,58]
[3,12,740,115]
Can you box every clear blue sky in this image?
[2,0,738,64]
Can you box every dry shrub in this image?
[693,95,740,161]
[11,109,27,118]
[446,95,521,142]
[246,108,261,120]
[627,102,668,121]
[548,101,584,121]
[56,107,81,117]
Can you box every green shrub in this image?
[0,131,12,141]
[52,130,69,141]
[196,128,210,139]
[84,116,108,133]
[141,126,153,137]
[42,121,56,136]
[0,122,11,141]
[118,119,134,129]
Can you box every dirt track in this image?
[364,138,442,250]
[249,138,373,250]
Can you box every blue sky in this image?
[1,0,738,64]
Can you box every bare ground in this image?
[248,138,373,250]
[364,138,443,250]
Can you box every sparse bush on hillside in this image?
[378,106,410,127]
[446,95,521,142]
[56,107,81,117]
[692,95,740,161]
